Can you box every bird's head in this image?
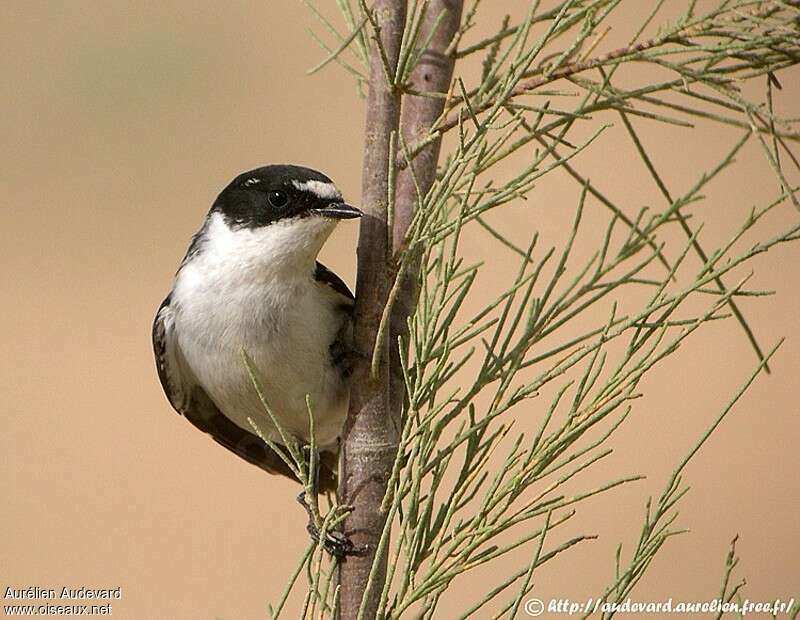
[206,165,362,269]
[214,164,361,227]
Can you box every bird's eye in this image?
[268,190,289,208]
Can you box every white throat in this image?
[196,211,336,278]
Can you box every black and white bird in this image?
[152,165,361,493]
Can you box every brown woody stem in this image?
[392,0,465,431]
[338,1,464,617]
[338,1,406,618]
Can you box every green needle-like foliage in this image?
[259,1,800,617]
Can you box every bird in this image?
[152,164,361,505]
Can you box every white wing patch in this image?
[292,180,342,201]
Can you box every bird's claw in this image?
[297,492,361,559]
[307,523,359,559]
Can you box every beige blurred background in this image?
[1,2,797,618]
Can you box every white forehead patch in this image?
[292,180,342,201]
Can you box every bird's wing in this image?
[314,261,355,303]
[152,295,308,484]
[153,294,191,414]
[314,262,356,383]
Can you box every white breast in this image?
[170,212,349,450]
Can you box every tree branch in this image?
[391,0,465,420]
[400,0,800,165]
[338,1,407,619]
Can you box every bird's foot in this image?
[297,492,361,559]
[308,524,358,559]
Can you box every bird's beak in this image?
[315,203,363,220]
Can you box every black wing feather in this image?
[314,261,354,302]
[314,262,356,379]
